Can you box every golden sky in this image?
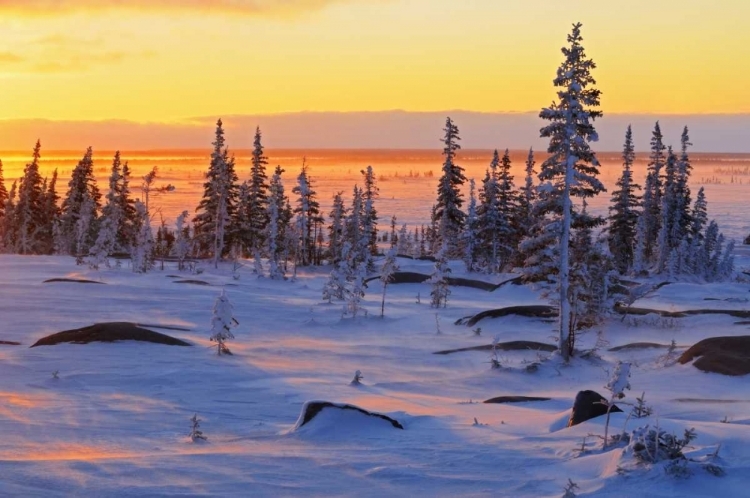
[0,0,747,124]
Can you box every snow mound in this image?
[292,401,404,436]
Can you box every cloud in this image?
[1,112,749,152]
[0,0,355,16]
[10,49,155,74]
[0,51,23,63]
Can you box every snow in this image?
[0,254,749,496]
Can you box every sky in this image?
[0,0,748,151]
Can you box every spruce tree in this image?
[0,159,7,220]
[495,148,518,270]
[117,161,137,250]
[477,151,501,272]
[516,148,536,241]
[361,166,379,255]
[639,122,666,264]
[60,146,101,256]
[463,178,479,271]
[328,191,347,264]
[607,125,641,274]
[527,23,604,361]
[2,181,17,251]
[15,140,46,254]
[433,117,466,256]
[246,126,270,253]
[266,166,288,279]
[292,161,322,266]
[193,119,239,265]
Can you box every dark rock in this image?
[0,340,21,346]
[296,401,403,429]
[364,272,500,291]
[434,340,557,355]
[173,279,211,286]
[613,303,750,319]
[678,336,750,376]
[30,322,191,347]
[744,234,750,245]
[567,390,622,427]
[43,278,105,284]
[484,395,551,404]
[455,305,558,326]
[609,342,676,352]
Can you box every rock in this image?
[455,305,558,326]
[294,401,403,430]
[434,340,557,355]
[30,322,191,347]
[173,279,211,286]
[484,395,550,404]
[609,342,676,352]
[678,336,750,376]
[43,278,105,284]
[0,340,21,346]
[567,390,622,427]
[744,233,750,245]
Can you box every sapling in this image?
[603,361,631,448]
[632,391,653,418]
[189,413,207,441]
[473,327,482,336]
[209,290,238,355]
[51,370,60,380]
[562,478,579,498]
[379,247,399,317]
[351,370,363,385]
[490,335,501,369]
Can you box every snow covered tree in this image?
[428,244,451,308]
[266,166,288,279]
[433,117,466,256]
[0,159,7,221]
[292,161,323,266]
[322,241,351,302]
[327,191,347,264]
[60,147,101,257]
[344,261,368,318]
[209,290,237,355]
[39,168,61,255]
[193,119,239,266]
[244,126,270,255]
[116,161,137,251]
[173,210,192,271]
[232,181,253,256]
[14,140,46,254]
[515,148,536,244]
[462,178,479,271]
[361,166,379,256]
[2,181,17,251]
[477,151,502,273]
[495,148,518,268]
[379,246,399,317]
[526,23,605,362]
[603,361,631,448]
[638,122,666,266]
[607,125,641,274]
[130,200,154,273]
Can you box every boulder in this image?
[567,390,622,427]
[484,396,551,404]
[294,401,403,430]
[678,336,750,376]
[30,322,191,347]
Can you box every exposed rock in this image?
[30,322,191,347]
[613,303,750,319]
[567,390,622,427]
[434,340,557,355]
[43,278,105,284]
[484,396,551,404]
[173,279,211,286]
[609,342,676,352]
[455,305,558,326]
[678,336,750,376]
[0,340,21,346]
[294,401,403,430]
[365,271,499,291]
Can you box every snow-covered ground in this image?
[1,254,749,497]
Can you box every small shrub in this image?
[562,478,579,498]
[351,370,363,385]
[189,414,207,441]
[632,392,653,419]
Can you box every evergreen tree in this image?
[15,140,46,254]
[433,117,466,256]
[60,146,101,257]
[266,166,287,279]
[245,126,270,254]
[607,125,641,273]
[360,166,379,255]
[131,200,154,273]
[380,246,399,317]
[39,168,60,254]
[210,290,237,355]
[462,178,479,271]
[428,244,451,308]
[2,181,17,251]
[193,119,239,266]
[233,181,252,255]
[117,161,137,250]
[526,23,604,361]
[639,122,666,264]
[516,148,536,241]
[292,161,322,266]
[0,159,7,220]
[328,191,347,264]
[495,148,518,269]
[477,151,501,272]
[173,210,192,271]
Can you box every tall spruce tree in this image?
[639,122,666,265]
[462,178,479,271]
[292,161,322,266]
[0,159,8,220]
[328,191,347,264]
[193,119,239,265]
[59,146,101,257]
[433,117,466,256]
[266,166,287,279]
[526,23,605,361]
[361,166,379,255]
[607,125,641,273]
[246,126,270,253]
[15,140,46,254]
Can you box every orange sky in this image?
[0,1,748,150]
